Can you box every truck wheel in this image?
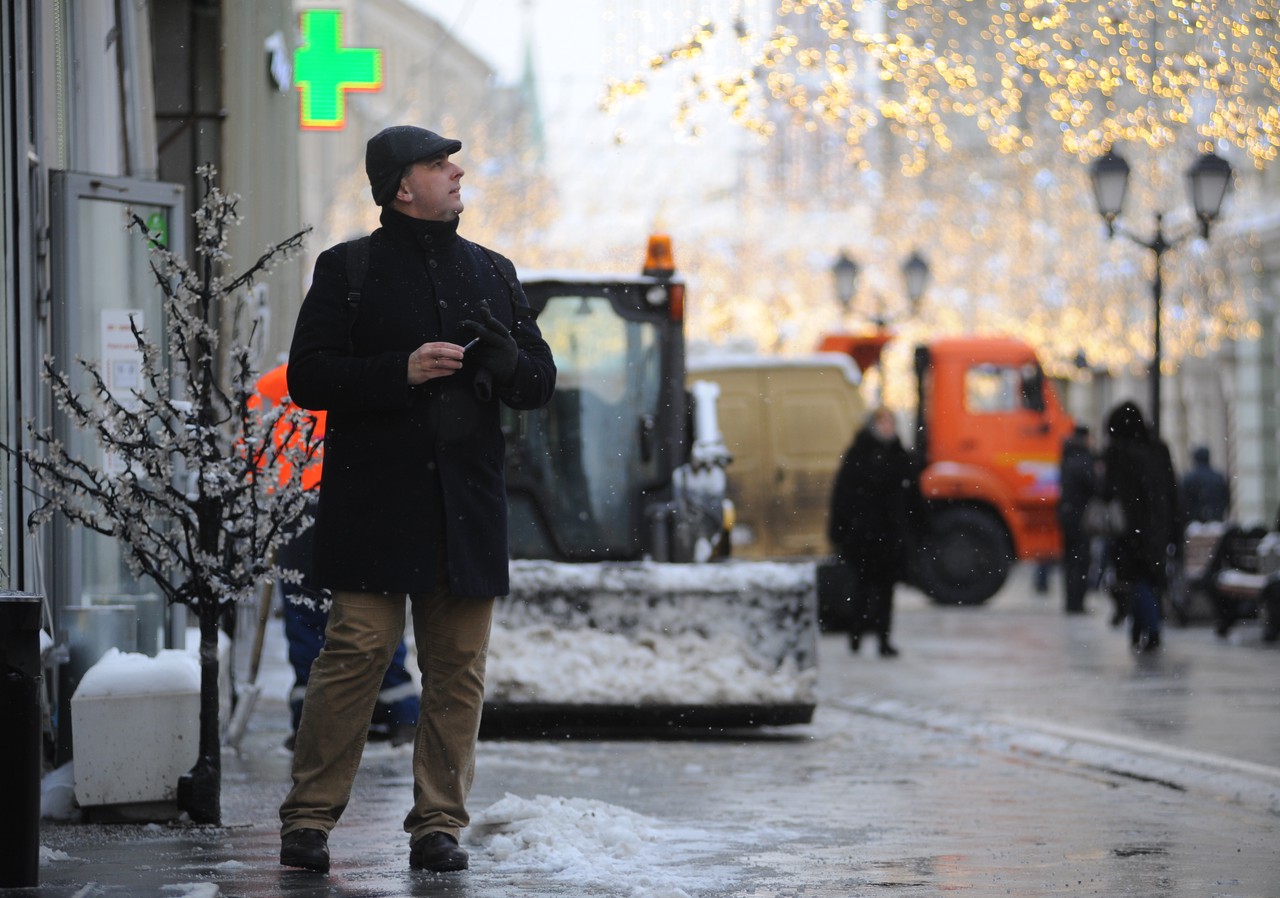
[918,506,1013,606]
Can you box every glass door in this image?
[49,173,185,622]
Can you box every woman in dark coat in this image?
[1099,401,1182,652]
[827,407,918,656]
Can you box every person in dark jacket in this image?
[1057,425,1096,614]
[1099,401,1182,653]
[1181,445,1231,523]
[827,407,918,657]
[278,125,555,875]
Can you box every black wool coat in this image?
[1101,435,1181,590]
[286,209,556,597]
[827,426,919,580]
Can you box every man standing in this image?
[1181,445,1231,523]
[279,125,556,874]
[1057,425,1096,615]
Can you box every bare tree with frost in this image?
[1,166,318,824]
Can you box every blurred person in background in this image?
[1057,425,1096,615]
[828,407,920,658]
[256,364,419,752]
[1098,401,1182,653]
[1181,445,1230,524]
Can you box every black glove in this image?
[461,300,519,384]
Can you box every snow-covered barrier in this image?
[485,559,819,731]
[70,649,200,810]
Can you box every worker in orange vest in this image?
[256,363,418,748]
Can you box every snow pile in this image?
[487,623,815,704]
[72,647,199,698]
[40,761,77,821]
[39,846,75,866]
[467,793,714,897]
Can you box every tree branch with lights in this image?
[1,166,318,825]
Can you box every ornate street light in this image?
[1087,148,1234,437]
[901,249,930,311]
[831,250,859,313]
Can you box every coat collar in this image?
[379,207,461,253]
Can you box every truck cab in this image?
[912,337,1076,603]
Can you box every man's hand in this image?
[408,342,465,385]
[461,301,519,384]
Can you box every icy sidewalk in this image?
[28,567,1280,898]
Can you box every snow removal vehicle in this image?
[483,237,818,733]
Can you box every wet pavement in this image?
[23,564,1280,897]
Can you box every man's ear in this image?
[395,179,413,202]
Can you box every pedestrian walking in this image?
[255,364,419,751]
[1057,425,1096,614]
[1098,401,1182,653]
[1181,445,1231,523]
[278,125,556,875]
[827,407,919,657]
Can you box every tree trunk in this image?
[177,603,222,824]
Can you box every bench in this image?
[1170,523,1229,624]
[1204,527,1280,642]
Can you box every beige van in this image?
[688,351,866,559]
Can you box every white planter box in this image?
[70,649,200,807]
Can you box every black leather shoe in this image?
[878,640,900,658]
[410,831,468,872]
[280,828,329,873]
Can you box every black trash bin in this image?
[0,592,43,888]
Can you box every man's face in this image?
[394,153,464,221]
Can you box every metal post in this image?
[0,593,43,888]
[1149,213,1167,439]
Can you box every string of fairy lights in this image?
[593,0,1273,398]
[603,0,1278,171]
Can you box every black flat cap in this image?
[365,125,462,206]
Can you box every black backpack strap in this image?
[343,235,371,350]
[345,235,371,312]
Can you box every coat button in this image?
[428,259,438,268]
[438,299,448,309]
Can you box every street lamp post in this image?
[1087,149,1233,437]
[828,250,930,402]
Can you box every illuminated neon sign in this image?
[295,10,383,131]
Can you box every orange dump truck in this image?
[690,334,1076,605]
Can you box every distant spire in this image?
[519,0,545,160]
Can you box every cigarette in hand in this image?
[463,337,481,352]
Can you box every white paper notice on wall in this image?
[101,309,145,410]
[101,309,145,477]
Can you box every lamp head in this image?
[902,250,930,309]
[1186,151,1233,240]
[831,250,859,312]
[1089,149,1131,237]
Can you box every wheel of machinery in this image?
[918,505,1013,606]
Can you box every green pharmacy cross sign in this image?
[295,9,383,130]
